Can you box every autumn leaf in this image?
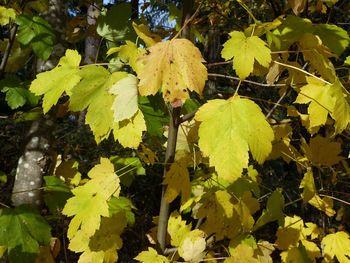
[329,79,350,133]
[0,6,16,25]
[294,77,335,129]
[178,230,206,262]
[137,39,207,103]
[322,231,350,263]
[135,247,169,263]
[308,195,335,217]
[167,212,191,247]
[30,49,81,113]
[303,136,343,166]
[113,110,146,149]
[110,74,139,122]
[225,244,259,263]
[78,213,126,263]
[62,158,120,252]
[163,158,191,204]
[300,169,316,203]
[69,66,126,143]
[132,22,161,47]
[221,31,271,79]
[195,96,274,182]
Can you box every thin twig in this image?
[319,194,350,206]
[0,24,18,78]
[208,73,287,87]
[265,88,289,119]
[179,109,197,123]
[173,3,201,39]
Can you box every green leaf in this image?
[195,96,274,182]
[0,205,51,263]
[30,49,81,113]
[254,189,285,230]
[16,15,55,60]
[110,74,139,122]
[97,3,133,42]
[222,31,271,79]
[314,24,350,57]
[43,176,72,215]
[138,95,169,137]
[0,76,38,109]
[69,66,127,143]
[108,197,136,226]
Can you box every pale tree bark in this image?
[11,0,66,207]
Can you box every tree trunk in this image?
[11,0,66,207]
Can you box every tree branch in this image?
[208,73,287,87]
[0,24,18,78]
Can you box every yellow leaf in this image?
[195,97,274,182]
[78,213,126,263]
[308,195,336,217]
[298,34,336,82]
[110,74,139,122]
[329,79,350,133]
[294,77,335,129]
[138,39,207,103]
[167,212,191,247]
[132,22,161,47]
[163,158,191,204]
[302,223,321,240]
[303,135,343,166]
[288,0,306,15]
[113,110,146,148]
[178,229,206,262]
[55,160,81,186]
[197,190,250,240]
[280,245,312,263]
[322,231,350,263]
[62,158,120,251]
[256,241,275,263]
[276,215,304,250]
[300,168,316,203]
[222,31,271,79]
[225,244,259,263]
[31,49,81,113]
[0,6,16,25]
[135,247,169,263]
[300,239,321,260]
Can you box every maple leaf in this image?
[0,6,16,25]
[0,205,51,263]
[302,223,321,240]
[110,74,139,122]
[69,66,127,142]
[195,96,274,182]
[163,158,191,204]
[300,169,316,203]
[303,136,343,166]
[113,110,146,148]
[167,212,192,247]
[294,77,335,129]
[135,247,169,263]
[78,213,127,263]
[221,31,271,79]
[62,158,120,252]
[308,195,335,217]
[225,244,259,263]
[276,215,304,250]
[132,22,161,47]
[329,79,350,133]
[178,230,206,262]
[30,49,81,113]
[107,41,145,74]
[254,189,284,230]
[322,231,350,263]
[137,39,207,103]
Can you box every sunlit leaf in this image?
[322,231,350,263]
[222,31,271,79]
[30,49,81,113]
[195,96,274,182]
[138,39,207,103]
